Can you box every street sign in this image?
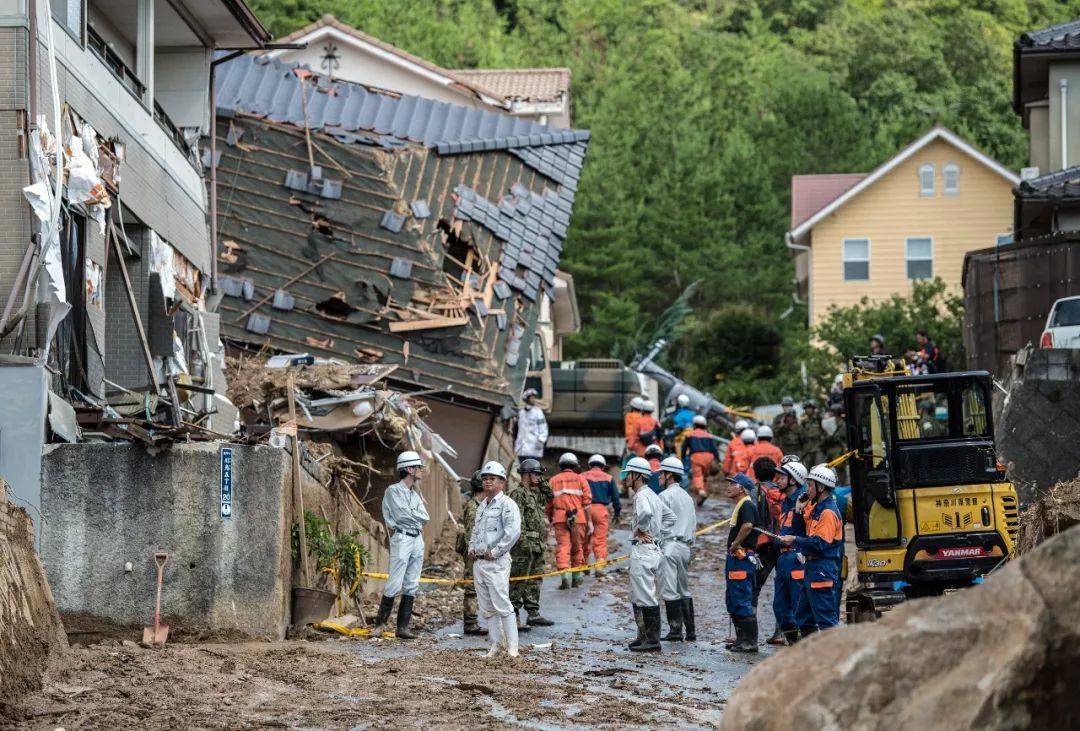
[220,447,234,518]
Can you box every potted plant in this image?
[291,511,371,626]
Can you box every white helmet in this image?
[559,452,580,468]
[677,394,690,407]
[642,399,656,413]
[735,419,750,431]
[588,454,607,468]
[623,456,652,477]
[780,461,808,485]
[630,396,645,411]
[480,461,507,479]
[523,387,539,400]
[834,373,844,384]
[757,425,774,440]
[808,464,837,489]
[644,444,664,458]
[692,414,707,427]
[740,428,757,443]
[659,456,684,476]
[397,451,423,470]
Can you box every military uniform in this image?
[775,420,805,459]
[458,494,485,634]
[800,414,825,465]
[509,478,552,622]
[822,416,848,485]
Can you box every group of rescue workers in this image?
[368,386,851,658]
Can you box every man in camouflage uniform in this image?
[457,471,487,635]
[509,458,554,631]
[775,410,804,460]
[823,404,849,485]
[800,400,826,466]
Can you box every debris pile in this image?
[1018,476,1080,554]
[721,525,1080,731]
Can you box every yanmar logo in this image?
[937,547,990,559]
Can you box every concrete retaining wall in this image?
[0,493,66,705]
[998,348,1080,504]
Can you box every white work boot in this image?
[485,617,504,657]
[501,613,520,658]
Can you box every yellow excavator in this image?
[839,355,1019,623]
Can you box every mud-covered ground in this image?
[6,498,789,730]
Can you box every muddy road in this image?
[7,498,781,729]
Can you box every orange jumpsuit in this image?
[635,414,661,457]
[582,467,619,562]
[546,469,592,570]
[728,441,753,476]
[680,427,720,495]
[723,435,745,476]
[625,409,642,455]
[748,440,784,470]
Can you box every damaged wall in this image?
[0,361,48,521]
[0,487,67,705]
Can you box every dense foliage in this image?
[249,0,1080,402]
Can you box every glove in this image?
[587,521,594,535]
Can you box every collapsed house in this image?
[211,53,590,474]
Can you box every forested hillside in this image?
[246,0,1080,402]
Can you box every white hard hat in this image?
[630,396,645,410]
[677,394,690,407]
[780,461,808,485]
[659,456,684,476]
[692,414,707,427]
[834,373,844,384]
[642,399,655,413]
[735,419,750,431]
[808,464,837,489]
[740,428,757,443]
[644,444,663,458]
[623,456,652,477]
[397,451,423,469]
[559,452,580,468]
[480,461,507,479]
[588,454,607,468]
[757,425,774,439]
[523,387,539,399]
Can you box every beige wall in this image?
[1028,102,1050,174]
[1048,61,1080,172]
[807,138,1014,329]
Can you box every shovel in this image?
[142,552,170,645]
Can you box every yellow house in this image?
[786,126,1019,331]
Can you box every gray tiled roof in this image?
[1016,165,1080,201]
[1018,19,1080,50]
[215,54,590,180]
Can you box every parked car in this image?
[1040,295,1080,349]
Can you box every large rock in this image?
[721,526,1080,730]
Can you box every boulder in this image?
[721,525,1080,731]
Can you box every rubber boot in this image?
[501,613,520,658]
[630,606,662,652]
[663,600,684,641]
[682,598,696,641]
[782,626,800,645]
[559,572,571,590]
[594,565,606,577]
[800,625,819,640]
[516,608,532,633]
[695,491,707,507]
[527,609,553,627]
[571,570,584,588]
[628,605,646,650]
[724,617,738,648]
[731,618,758,653]
[370,595,395,637]
[766,626,787,646]
[463,594,487,636]
[485,615,504,657]
[395,594,417,639]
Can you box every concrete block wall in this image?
[103,227,153,389]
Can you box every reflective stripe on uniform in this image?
[791,570,805,580]
[728,570,748,580]
[552,489,583,497]
[810,580,833,589]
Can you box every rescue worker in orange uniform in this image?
[779,464,843,636]
[680,414,719,504]
[582,454,621,576]
[729,427,757,476]
[546,453,593,590]
[722,419,750,476]
[748,425,783,468]
[635,400,662,457]
[624,396,645,457]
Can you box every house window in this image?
[943,163,960,195]
[996,233,1013,246]
[842,238,870,281]
[906,237,934,280]
[54,0,85,43]
[918,164,935,196]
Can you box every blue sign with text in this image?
[220,447,234,518]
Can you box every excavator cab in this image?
[843,361,1019,622]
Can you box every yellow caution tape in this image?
[360,517,732,586]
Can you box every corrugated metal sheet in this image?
[962,234,1080,374]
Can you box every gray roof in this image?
[1017,19,1080,51]
[1016,164,1080,201]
